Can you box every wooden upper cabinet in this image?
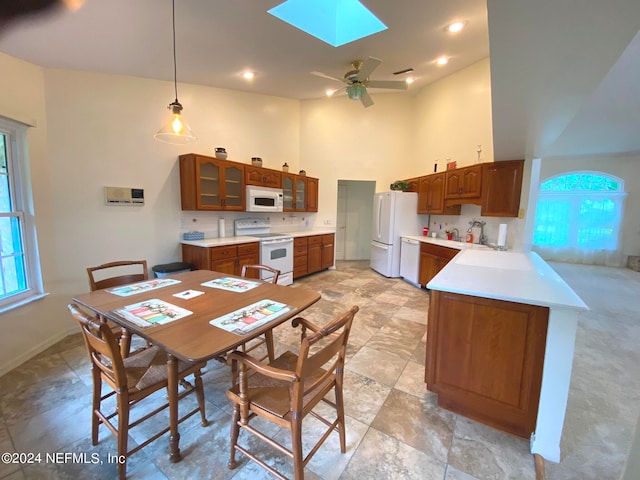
[245,165,282,189]
[404,177,421,193]
[418,173,461,215]
[481,160,524,217]
[283,173,318,212]
[179,154,245,211]
[445,165,482,200]
[306,177,319,212]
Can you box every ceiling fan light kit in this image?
[155,0,197,145]
[312,56,407,108]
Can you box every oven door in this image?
[260,238,293,285]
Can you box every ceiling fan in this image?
[311,56,408,108]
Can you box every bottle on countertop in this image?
[466,230,474,243]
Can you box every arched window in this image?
[533,171,627,265]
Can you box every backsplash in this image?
[426,204,525,251]
[180,211,316,238]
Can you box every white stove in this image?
[235,219,294,286]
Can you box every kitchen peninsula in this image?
[426,249,588,462]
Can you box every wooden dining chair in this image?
[239,264,281,363]
[226,305,359,480]
[86,260,149,357]
[68,303,208,480]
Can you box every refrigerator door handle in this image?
[371,241,389,250]
[376,195,383,240]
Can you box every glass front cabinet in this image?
[179,154,245,211]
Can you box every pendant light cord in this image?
[172,0,178,103]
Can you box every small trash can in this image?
[152,262,194,278]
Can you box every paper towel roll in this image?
[497,223,508,247]
[218,218,225,238]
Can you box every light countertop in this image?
[402,235,492,251]
[427,249,588,311]
[181,229,336,248]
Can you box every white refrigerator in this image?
[370,191,421,277]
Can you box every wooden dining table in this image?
[71,269,321,463]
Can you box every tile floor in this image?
[0,260,638,480]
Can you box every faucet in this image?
[468,219,487,245]
[451,228,460,241]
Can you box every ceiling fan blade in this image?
[311,71,347,83]
[355,56,382,82]
[361,91,374,108]
[367,80,408,90]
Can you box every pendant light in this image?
[155,0,197,144]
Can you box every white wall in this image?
[412,58,494,175]
[0,53,68,376]
[299,93,415,227]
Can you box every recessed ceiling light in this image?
[243,71,255,80]
[447,21,465,33]
[326,89,336,97]
[436,56,449,66]
[405,77,415,85]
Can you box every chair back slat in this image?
[87,260,148,291]
[241,264,281,284]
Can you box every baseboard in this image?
[0,326,78,378]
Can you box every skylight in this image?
[268,0,388,47]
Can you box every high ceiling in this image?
[2,0,640,160]
[0,0,489,100]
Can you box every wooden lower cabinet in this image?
[181,242,259,277]
[419,243,458,286]
[307,235,322,273]
[426,290,549,438]
[321,234,334,269]
[293,234,335,279]
[293,237,308,278]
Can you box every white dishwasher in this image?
[400,237,420,287]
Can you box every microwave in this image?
[246,186,284,212]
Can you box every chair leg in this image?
[117,393,130,480]
[228,406,240,469]
[91,367,101,446]
[335,381,347,453]
[291,417,304,480]
[264,330,275,363]
[194,371,209,426]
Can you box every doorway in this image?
[336,180,376,260]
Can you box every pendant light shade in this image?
[155,0,197,144]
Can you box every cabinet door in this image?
[481,160,524,217]
[419,173,447,214]
[321,234,334,269]
[295,177,307,211]
[445,165,482,199]
[196,158,223,209]
[426,291,548,438]
[246,166,282,188]
[427,173,446,212]
[404,177,421,193]
[236,242,260,276]
[282,174,295,211]
[222,163,244,210]
[212,258,237,275]
[307,236,322,273]
[462,165,482,197]
[419,252,440,286]
[306,177,319,212]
